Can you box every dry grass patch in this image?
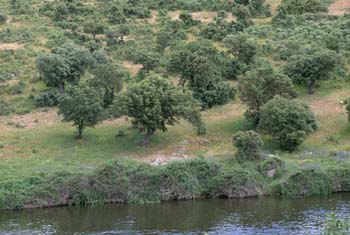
[202,102,246,122]
[329,0,350,16]
[122,61,143,76]
[192,11,218,24]
[0,43,23,51]
[266,0,282,15]
[169,11,236,23]
[0,108,61,130]
[148,10,158,24]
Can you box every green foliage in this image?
[179,11,198,26]
[210,161,263,198]
[233,5,254,30]
[323,213,350,235]
[239,62,297,125]
[233,131,263,162]
[283,49,340,94]
[248,0,271,18]
[89,63,125,108]
[5,80,25,95]
[0,158,264,209]
[223,33,257,66]
[83,17,105,39]
[169,41,235,108]
[58,85,106,139]
[113,74,205,145]
[34,89,61,107]
[259,156,285,178]
[36,44,92,92]
[200,18,236,41]
[0,100,12,116]
[273,169,332,196]
[258,96,317,151]
[277,0,327,15]
[345,99,350,124]
[0,12,7,24]
[135,50,161,73]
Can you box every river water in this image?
[1,193,350,235]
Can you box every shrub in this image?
[273,168,332,196]
[277,0,327,15]
[34,89,61,107]
[259,156,285,178]
[210,162,263,198]
[0,12,7,24]
[233,131,263,162]
[239,62,297,125]
[258,96,317,151]
[0,100,12,116]
[5,81,25,95]
[179,11,198,26]
[58,85,106,139]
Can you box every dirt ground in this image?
[122,61,143,76]
[0,43,23,51]
[329,0,350,16]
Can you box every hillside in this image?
[1,0,350,209]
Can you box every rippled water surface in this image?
[1,194,350,235]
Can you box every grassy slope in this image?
[1,0,350,185]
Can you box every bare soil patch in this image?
[0,108,61,130]
[122,61,143,76]
[329,0,350,16]
[0,43,23,51]
[168,11,235,23]
[266,0,282,15]
[192,11,218,24]
[148,10,158,24]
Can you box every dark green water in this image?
[1,194,350,235]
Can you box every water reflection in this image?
[1,194,350,235]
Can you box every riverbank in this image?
[1,156,350,210]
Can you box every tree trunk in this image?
[141,129,155,146]
[308,79,315,95]
[59,82,65,94]
[77,124,83,139]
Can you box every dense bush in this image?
[0,12,7,24]
[113,75,206,145]
[0,158,263,209]
[248,0,271,18]
[36,43,92,92]
[233,131,263,162]
[58,85,106,139]
[168,41,236,108]
[258,96,317,151]
[273,168,332,196]
[283,49,340,94]
[239,62,297,125]
[0,100,12,116]
[259,156,285,178]
[276,0,327,15]
[34,89,61,107]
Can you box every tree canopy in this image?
[112,74,206,145]
[283,49,339,94]
[58,85,106,139]
[89,63,126,108]
[258,96,317,151]
[36,43,92,92]
[239,62,297,124]
[168,41,235,108]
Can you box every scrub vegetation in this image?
[1,0,350,212]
